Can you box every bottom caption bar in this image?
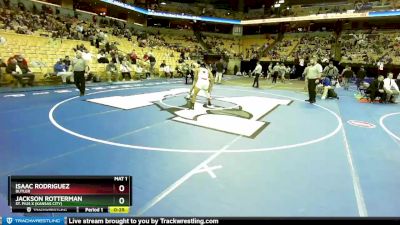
[2,217,400,225]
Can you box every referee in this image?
[72,51,87,96]
[305,58,323,104]
[252,61,262,88]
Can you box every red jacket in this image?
[8,55,28,67]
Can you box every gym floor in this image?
[0,77,399,217]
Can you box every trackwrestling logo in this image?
[3,217,64,225]
[86,88,292,138]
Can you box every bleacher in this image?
[339,30,400,65]
[241,35,275,60]
[263,35,301,61]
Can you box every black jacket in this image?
[367,79,383,92]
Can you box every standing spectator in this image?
[272,62,280,84]
[356,65,367,89]
[302,63,311,91]
[252,61,262,88]
[71,52,87,96]
[341,65,354,90]
[305,58,323,104]
[148,53,156,77]
[279,62,288,83]
[234,65,238,76]
[383,72,399,103]
[323,61,339,79]
[106,61,118,82]
[215,59,224,84]
[377,60,384,75]
[267,63,273,81]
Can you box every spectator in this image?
[97,50,109,64]
[106,61,118,82]
[6,56,34,87]
[317,76,337,100]
[53,59,74,84]
[366,75,385,103]
[341,65,354,90]
[383,72,399,103]
[120,59,132,81]
[323,61,339,79]
[163,63,172,78]
[356,66,367,89]
[0,58,7,81]
[160,60,166,68]
[397,73,400,87]
[129,50,138,65]
[272,62,280,84]
[81,49,93,62]
[280,62,288,83]
[0,36,6,45]
[377,60,384,75]
[215,59,224,84]
[148,53,156,77]
[63,56,71,70]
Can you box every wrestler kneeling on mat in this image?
[186,62,214,109]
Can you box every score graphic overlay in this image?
[8,176,132,213]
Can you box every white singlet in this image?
[196,67,210,90]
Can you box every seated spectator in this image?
[383,73,399,103]
[397,73,400,88]
[53,59,74,84]
[135,63,146,80]
[0,36,6,45]
[74,44,87,52]
[160,60,166,68]
[129,50,138,65]
[120,59,132,81]
[6,56,34,87]
[97,51,109,64]
[163,64,172,78]
[175,64,184,77]
[85,65,101,83]
[81,50,92,62]
[106,61,118,82]
[366,75,386,103]
[317,76,338,100]
[63,56,71,70]
[0,58,6,81]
